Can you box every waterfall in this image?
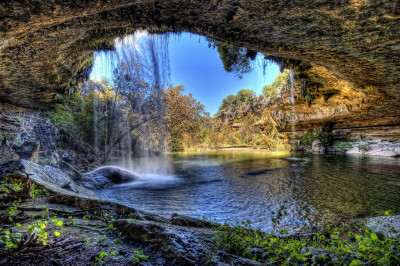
[93,91,99,155]
[289,70,296,139]
[87,30,170,166]
[289,70,295,105]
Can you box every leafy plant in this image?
[358,144,369,152]
[27,220,48,246]
[300,130,332,147]
[0,231,21,249]
[31,184,50,199]
[212,210,400,265]
[97,234,106,244]
[39,158,52,166]
[95,251,108,265]
[132,250,149,264]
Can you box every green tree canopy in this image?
[208,40,255,79]
[219,89,255,111]
[262,69,290,98]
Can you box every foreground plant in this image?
[213,210,400,265]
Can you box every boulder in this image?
[0,159,24,177]
[366,215,400,238]
[0,145,19,164]
[20,159,96,198]
[346,147,362,154]
[365,150,399,157]
[311,139,325,153]
[14,141,40,163]
[171,213,214,228]
[82,166,139,189]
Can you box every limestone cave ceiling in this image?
[0,0,399,129]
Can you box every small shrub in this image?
[31,185,50,199]
[39,158,52,166]
[132,250,149,264]
[300,130,332,147]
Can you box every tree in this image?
[208,40,254,79]
[262,69,290,98]
[237,89,255,103]
[164,85,205,150]
[219,89,255,111]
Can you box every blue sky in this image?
[90,32,280,116]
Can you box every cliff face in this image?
[0,0,399,135]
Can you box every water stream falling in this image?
[288,70,296,138]
[86,31,171,168]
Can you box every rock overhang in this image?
[0,0,399,131]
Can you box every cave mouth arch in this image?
[0,0,398,131]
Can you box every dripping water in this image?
[87,31,171,172]
[289,70,296,139]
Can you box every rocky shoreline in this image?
[0,108,399,265]
[1,152,399,265]
[0,155,267,265]
[297,138,400,157]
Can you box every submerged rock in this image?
[365,150,399,157]
[82,166,139,189]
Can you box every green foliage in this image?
[219,89,255,111]
[132,250,149,264]
[333,141,354,147]
[49,93,81,128]
[32,184,50,199]
[49,92,100,145]
[209,40,253,79]
[385,210,394,216]
[39,158,52,166]
[262,70,290,98]
[97,234,106,244]
[8,182,23,192]
[27,220,48,246]
[0,231,21,249]
[95,251,108,265]
[300,130,332,147]
[212,210,400,265]
[358,144,369,152]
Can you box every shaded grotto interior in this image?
[0,0,399,136]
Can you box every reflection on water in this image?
[98,151,400,232]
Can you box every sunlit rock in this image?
[19,159,97,198]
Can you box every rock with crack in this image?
[7,159,97,198]
[82,166,139,189]
[113,219,263,265]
